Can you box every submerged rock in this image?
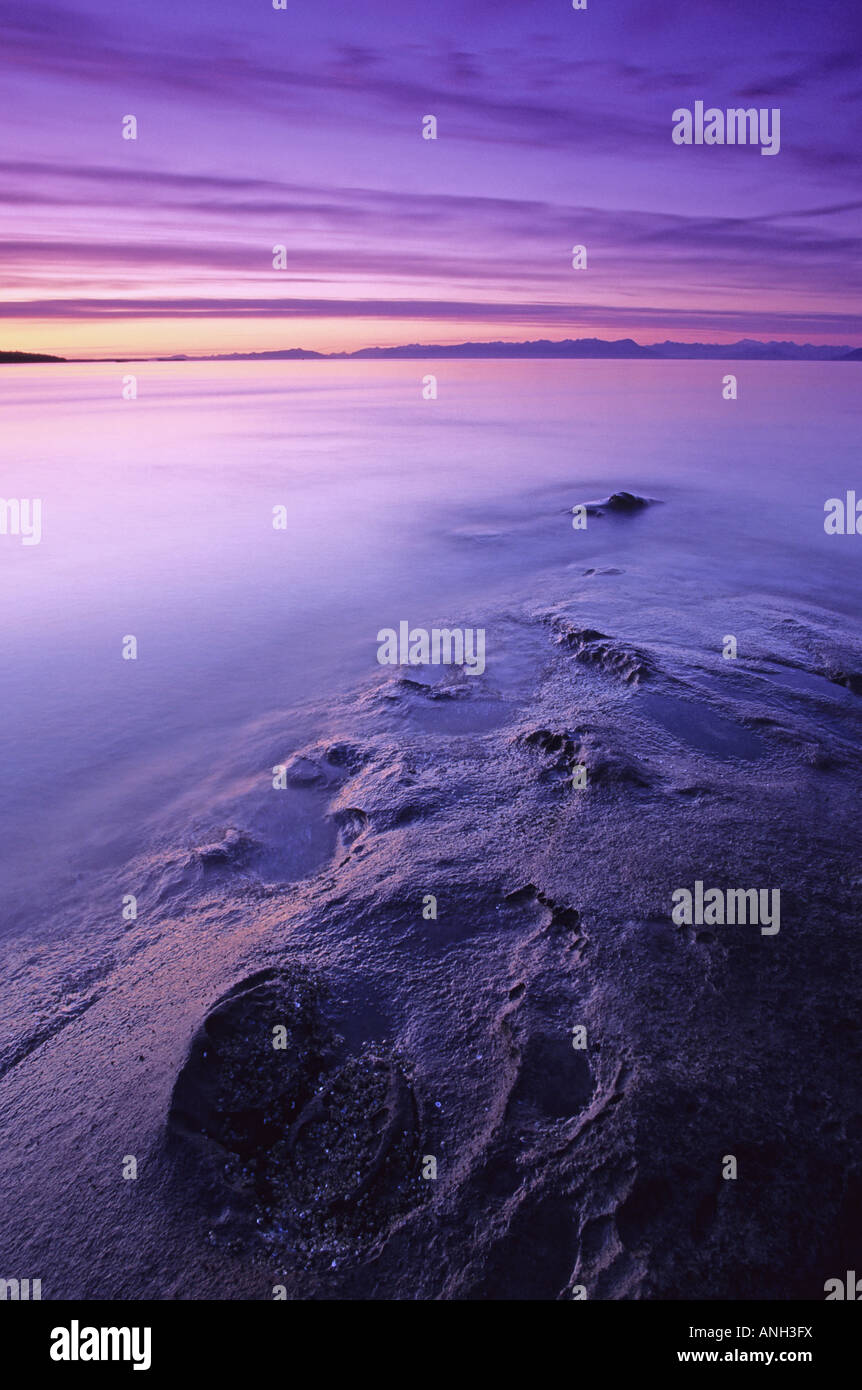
[551,620,653,685]
[574,490,656,516]
[517,725,651,788]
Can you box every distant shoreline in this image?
[3,338,861,365]
[0,351,67,364]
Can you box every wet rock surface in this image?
[1,554,861,1301]
[551,620,654,685]
[168,968,425,1268]
[574,491,657,516]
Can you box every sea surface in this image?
[0,357,859,936]
[2,358,861,1300]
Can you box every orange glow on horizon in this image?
[3,312,855,360]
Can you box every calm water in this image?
[1,359,859,932]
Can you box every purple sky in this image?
[2,0,861,356]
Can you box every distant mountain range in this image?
[156,337,862,362]
[3,339,861,364]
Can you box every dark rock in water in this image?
[557,626,609,646]
[551,621,653,685]
[605,491,651,512]
[392,676,472,701]
[575,490,656,516]
[518,725,650,788]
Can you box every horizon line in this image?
[3,334,861,365]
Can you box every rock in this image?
[573,491,656,516]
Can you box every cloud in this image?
[3,5,856,165]
[1,294,859,341]
[2,0,858,348]
[1,171,858,308]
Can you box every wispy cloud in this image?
[1,0,859,351]
[2,296,858,343]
